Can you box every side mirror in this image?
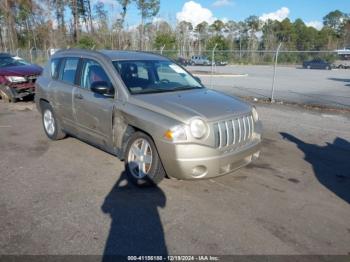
[194,76,202,83]
[91,81,114,98]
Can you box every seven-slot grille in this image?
[213,114,254,149]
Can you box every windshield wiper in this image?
[132,86,202,95]
[170,86,203,91]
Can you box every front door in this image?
[74,59,115,147]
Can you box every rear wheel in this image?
[41,102,66,140]
[125,132,166,187]
[307,65,311,69]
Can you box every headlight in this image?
[190,118,207,139]
[252,107,259,122]
[6,76,26,83]
[164,125,187,142]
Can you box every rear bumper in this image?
[157,138,261,180]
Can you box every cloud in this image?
[260,7,290,22]
[306,21,323,30]
[212,0,234,7]
[176,1,216,27]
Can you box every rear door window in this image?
[60,58,79,85]
[50,58,61,79]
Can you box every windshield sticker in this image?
[169,64,187,74]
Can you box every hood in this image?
[130,89,252,123]
[0,64,43,76]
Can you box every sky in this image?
[94,0,350,30]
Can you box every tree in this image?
[76,35,96,49]
[344,20,350,48]
[206,35,229,62]
[323,10,347,35]
[209,20,225,35]
[69,0,80,43]
[135,0,160,50]
[245,16,260,60]
[93,1,109,47]
[51,0,66,38]
[83,0,94,33]
[176,21,193,56]
[195,21,208,52]
[0,9,5,49]
[68,0,93,43]
[113,0,132,35]
[94,2,108,31]
[225,20,238,49]
[153,32,176,50]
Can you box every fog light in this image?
[191,165,207,178]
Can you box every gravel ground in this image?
[0,100,349,256]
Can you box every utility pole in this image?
[160,44,165,55]
[211,43,218,89]
[270,42,282,103]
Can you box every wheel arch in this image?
[119,123,158,160]
[39,98,50,112]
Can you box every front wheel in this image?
[125,132,166,186]
[41,102,66,140]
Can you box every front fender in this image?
[113,102,183,157]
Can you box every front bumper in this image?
[8,82,36,98]
[157,138,261,180]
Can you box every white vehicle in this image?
[190,56,210,66]
[334,49,350,69]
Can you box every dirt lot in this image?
[0,101,350,256]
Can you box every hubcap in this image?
[43,109,55,136]
[127,138,153,179]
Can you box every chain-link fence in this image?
[1,47,349,109]
[181,50,350,109]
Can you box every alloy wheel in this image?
[127,138,153,179]
[43,109,55,136]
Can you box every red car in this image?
[0,53,42,102]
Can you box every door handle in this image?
[74,93,83,99]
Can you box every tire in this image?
[124,132,166,187]
[0,86,16,103]
[307,65,311,69]
[41,102,66,140]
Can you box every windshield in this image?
[113,60,203,94]
[0,56,31,68]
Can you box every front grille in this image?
[213,114,254,149]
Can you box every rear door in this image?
[74,58,115,147]
[50,57,80,132]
